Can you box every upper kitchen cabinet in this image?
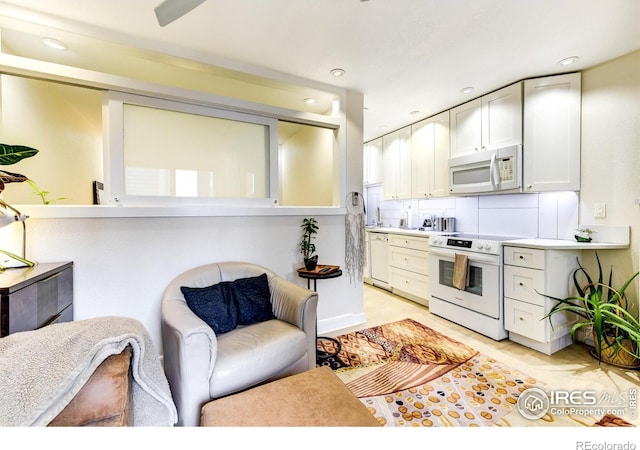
[411,111,450,198]
[523,73,581,192]
[363,137,383,185]
[382,126,412,200]
[450,82,523,158]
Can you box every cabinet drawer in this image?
[5,266,73,335]
[504,297,547,342]
[504,246,545,270]
[389,267,429,300]
[389,247,429,275]
[389,235,430,252]
[503,265,545,306]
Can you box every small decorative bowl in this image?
[574,234,592,243]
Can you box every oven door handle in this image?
[429,248,499,265]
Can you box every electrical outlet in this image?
[594,203,606,218]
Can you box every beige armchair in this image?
[161,261,318,426]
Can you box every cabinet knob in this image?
[519,282,524,286]
[519,317,524,321]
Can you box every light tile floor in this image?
[324,284,640,426]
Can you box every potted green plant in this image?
[0,143,39,268]
[574,227,596,243]
[541,252,640,368]
[0,143,38,193]
[300,217,319,270]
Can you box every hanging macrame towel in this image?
[345,194,366,284]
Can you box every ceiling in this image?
[0,0,639,142]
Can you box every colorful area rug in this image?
[316,318,532,427]
[318,318,637,427]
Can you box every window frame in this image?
[105,91,279,207]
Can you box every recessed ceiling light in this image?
[304,97,316,104]
[42,37,67,51]
[558,56,579,66]
[330,68,345,77]
[460,87,474,94]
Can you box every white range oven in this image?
[428,234,522,341]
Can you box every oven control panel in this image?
[430,236,499,255]
[446,238,473,249]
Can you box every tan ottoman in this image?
[200,366,380,427]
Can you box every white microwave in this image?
[449,145,522,195]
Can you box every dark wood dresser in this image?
[0,262,73,337]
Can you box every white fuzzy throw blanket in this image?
[0,316,177,426]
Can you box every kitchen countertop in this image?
[365,227,448,237]
[505,238,629,250]
[366,225,630,250]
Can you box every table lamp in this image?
[0,198,35,268]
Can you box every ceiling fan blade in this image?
[154,0,207,27]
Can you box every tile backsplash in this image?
[364,184,578,239]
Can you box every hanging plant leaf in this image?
[0,169,28,193]
[0,143,39,166]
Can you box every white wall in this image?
[0,212,364,350]
[279,124,334,206]
[579,49,640,301]
[0,75,102,205]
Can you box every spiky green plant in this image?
[540,252,640,364]
[299,217,318,259]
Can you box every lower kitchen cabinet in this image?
[388,234,430,306]
[503,246,579,354]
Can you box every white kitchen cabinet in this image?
[369,232,390,289]
[503,245,579,355]
[450,82,522,158]
[388,234,429,306]
[382,126,412,200]
[363,137,383,185]
[523,72,581,192]
[411,111,450,198]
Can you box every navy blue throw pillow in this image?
[181,283,238,334]
[230,273,275,325]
